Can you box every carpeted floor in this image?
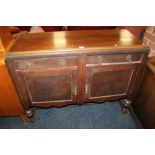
[0,101,137,129]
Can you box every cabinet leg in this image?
[121,99,132,113]
[19,114,28,125]
[25,109,35,123]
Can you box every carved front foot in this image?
[25,109,35,123]
[121,99,131,113]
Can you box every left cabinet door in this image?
[16,67,79,108]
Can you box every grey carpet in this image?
[0,101,137,129]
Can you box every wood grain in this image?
[8,29,145,55]
[5,29,149,121]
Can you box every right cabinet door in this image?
[85,64,139,102]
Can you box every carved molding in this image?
[6,47,149,60]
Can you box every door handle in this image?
[85,84,89,94]
[73,86,78,96]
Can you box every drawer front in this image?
[86,53,142,65]
[15,56,79,70]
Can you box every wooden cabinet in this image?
[6,29,149,121]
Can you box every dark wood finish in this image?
[85,64,138,103]
[16,67,78,108]
[8,29,145,54]
[6,29,149,121]
[86,53,142,64]
[0,26,26,124]
[133,57,155,128]
[15,56,78,70]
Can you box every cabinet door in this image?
[85,64,138,102]
[16,67,78,108]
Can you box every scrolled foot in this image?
[120,99,132,113]
[25,109,35,123]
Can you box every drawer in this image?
[86,53,142,65]
[15,56,79,70]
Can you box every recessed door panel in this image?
[25,75,72,102]
[17,67,78,107]
[85,64,138,102]
[90,69,133,97]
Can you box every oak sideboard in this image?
[6,29,149,122]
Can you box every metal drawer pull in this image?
[73,86,78,96]
[85,84,89,94]
[96,56,103,64]
[59,58,66,66]
[126,55,132,64]
[26,63,32,69]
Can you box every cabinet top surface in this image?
[7,29,147,57]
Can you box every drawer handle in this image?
[96,56,103,64]
[59,58,66,66]
[26,63,32,69]
[126,55,132,64]
[85,84,89,94]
